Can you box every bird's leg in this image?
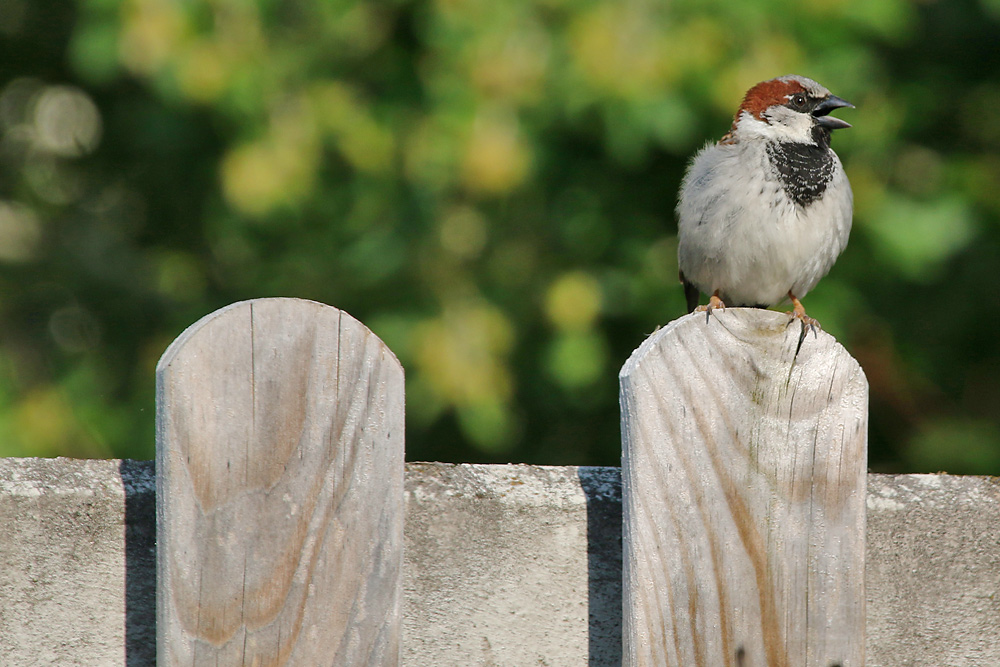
[695,291,726,323]
[786,291,820,335]
[784,292,821,356]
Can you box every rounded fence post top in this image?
[156,297,402,376]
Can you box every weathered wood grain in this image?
[620,309,868,667]
[156,298,404,666]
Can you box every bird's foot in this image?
[786,310,821,335]
[695,293,726,323]
[784,295,820,334]
[785,293,820,356]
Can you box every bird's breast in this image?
[765,142,837,207]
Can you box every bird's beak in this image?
[813,95,854,130]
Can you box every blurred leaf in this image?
[863,194,976,281]
[457,398,517,454]
[907,418,1000,475]
[545,330,608,389]
[69,18,121,83]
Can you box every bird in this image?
[676,74,854,330]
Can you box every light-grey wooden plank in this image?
[156,298,404,666]
[620,309,868,667]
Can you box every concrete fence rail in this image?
[0,460,998,665]
[0,298,997,666]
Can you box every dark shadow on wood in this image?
[577,466,623,667]
[120,459,157,667]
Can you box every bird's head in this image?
[726,75,853,147]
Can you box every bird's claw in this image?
[785,310,821,336]
[695,294,726,323]
[784,295,820,356]
[785,294,820,336]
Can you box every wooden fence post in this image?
[619,309,868,667]
[155,298,404,666]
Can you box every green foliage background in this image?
[1,0,999,472]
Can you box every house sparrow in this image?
[676,74,854,329]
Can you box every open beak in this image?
[813,94,854,130]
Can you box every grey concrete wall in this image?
[0,458,997,666]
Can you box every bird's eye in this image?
[791,94,807,108]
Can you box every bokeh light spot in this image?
[545,271,602,331]
[0,201,41,262]
[461,111,530,195]
[440,205,488,259]
[34,85,102,157]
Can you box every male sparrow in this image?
[676,74,854,328]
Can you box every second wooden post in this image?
[620,309,868,667]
